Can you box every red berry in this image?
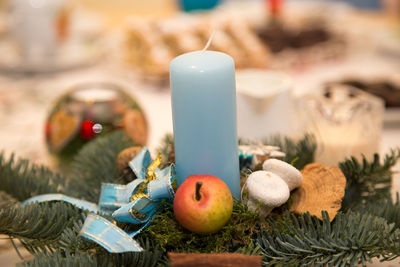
[268,0,282,16]
[45,122,51,140]
[80,120,95,140]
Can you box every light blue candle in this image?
[170,51,240,199]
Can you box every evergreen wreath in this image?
[0,131,399,266]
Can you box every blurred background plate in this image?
[0,9,104,75]
[0,37,103,74]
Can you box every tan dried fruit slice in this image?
[290,163,346,221]
[49,110,80,152]
[123,109,148,146]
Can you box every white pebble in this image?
[263,159,303,191]
[245,170,290,217]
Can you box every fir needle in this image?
[10,238,24,260]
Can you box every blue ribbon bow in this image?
[22,147,176,253]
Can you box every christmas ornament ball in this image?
[45,82,148,162]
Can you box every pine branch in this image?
[257,211,400,266]
[66,131,135,202]
[261,134,316,170]
[340,149,400,211]
[0,191,17,207]
[20,250,100,267]
[1,201,107,255]
[0,202,86,253]
[340,149,400,181]
[354,194,400,229]
[0,153,66,201]
[21,240,164,267]
[158,134,174,169]
[56,218,98,252]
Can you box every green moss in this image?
[140,200,268,254]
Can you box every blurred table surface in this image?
[0,1,399,266]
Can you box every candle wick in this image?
[202,30,216,52]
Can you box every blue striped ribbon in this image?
[21,147,176,253]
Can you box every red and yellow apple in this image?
[173,174,233,234]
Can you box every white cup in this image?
[8,0,65,64]
[236,70,297,140]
